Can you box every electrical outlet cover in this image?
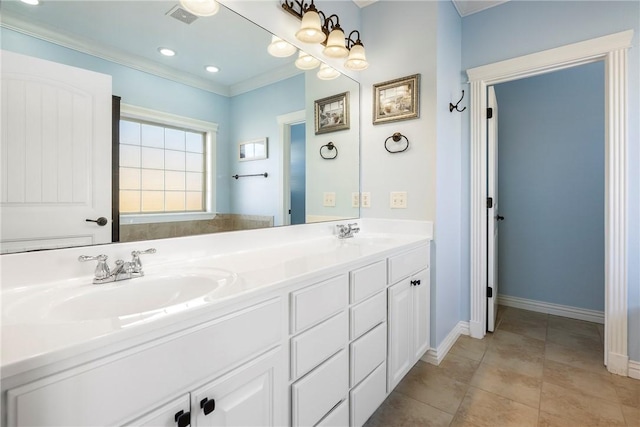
[351,192,360,208]
[361,192,371,208]
[390,191,407,209]
[323,192,336,207]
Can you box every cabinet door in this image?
[412,268,430,360]
[387,279,413,392]
[192,347,284,427]
[124,395,190,427]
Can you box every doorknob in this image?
[496,215,505,221]
[86,217,108,226]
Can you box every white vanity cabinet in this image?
[387,245,430,392]
[5,298,285,427]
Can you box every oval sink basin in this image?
[3,268,237,323]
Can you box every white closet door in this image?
[1,50,112,253]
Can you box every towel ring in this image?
[384,132,409,153]
[320,142,338,159]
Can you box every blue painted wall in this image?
[228,74,305,223]
[434,0,463,350]
[494,62,604,311]
[461,0,640,360]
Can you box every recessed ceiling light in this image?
[205,65,220,73]
[158,47,176,57]
[20,0,40,5]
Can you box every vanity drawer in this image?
[350,260,386,304]
[7,298,282,427]
[388,244,430,284]
[350,290,386,340]
[316,398,349,427]
[291,310,348,380]
[350,322,386,387]
[290,274,348,333]
[350,362,387,427]
[291,349,348,427]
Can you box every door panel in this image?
[387,280,412,391]
[1,50,112,253]
[487,86,499,332]
[412,269,430,359]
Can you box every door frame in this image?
[277,110,306,226]
[466,30,633,376]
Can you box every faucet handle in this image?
[78,254,110,280]
[130,248,156,273]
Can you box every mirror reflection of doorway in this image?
[290,123,306,225]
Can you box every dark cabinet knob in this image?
[200,397,216,416]
[174,410,191,427]
[85,217,108,226]
[496,215,505,221]
[410,280,421,286]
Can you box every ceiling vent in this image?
[166,5,198,24]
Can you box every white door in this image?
[1,50,112,253]
[487,86,501,332]
[387,279,413,392]
[412,268,431,360]
[192,348,282,426]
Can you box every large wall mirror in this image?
[0,0,360,254]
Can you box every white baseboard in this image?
[421,321,470,366]
[498,295,604,324]
[628,360,640,380]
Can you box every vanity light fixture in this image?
[267,35,297,58]
[281,0,369,70]
[205,65,220,73]
[158,47,176,57]
[344,31,369,70]
[295,50,321,70]
[317,63,340,81]
[179,0,219,17]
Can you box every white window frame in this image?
[119,104,218,225]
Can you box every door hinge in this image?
[486,197,493,208]
[487,107,493,119]
[487,287,493,298]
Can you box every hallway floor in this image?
[365,306,639,426]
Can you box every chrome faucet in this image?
[79,248,156,284]
[336,223,360,239]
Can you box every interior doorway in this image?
[290,123,306,225]
[487,62,606,335]
[467,30,632,376]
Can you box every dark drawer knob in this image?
[200,397,216,416]
[174,410,191,427]
[411,279,421,286]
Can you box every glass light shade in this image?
[267,35,296,58]
[323,27,349,58]
[179,0,219,17]
[295,10,326,43]
[295,51,321,70]
[344,43,369,70]
[317,63,340,80]
[20,0,40,5]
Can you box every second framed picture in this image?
[314,92,350,135]
[373,74,420,124]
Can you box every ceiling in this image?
[353,0,510,17]
[0,1,300,97]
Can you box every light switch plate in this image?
[323,192,336,207]
[351,192,360,208]
[361,192,371,208]
[390,191,407,209]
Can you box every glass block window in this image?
[119,119,206,214]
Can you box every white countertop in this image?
[1,219,432,383]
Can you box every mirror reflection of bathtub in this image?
[0,0,360,253]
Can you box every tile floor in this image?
[365,306,640,427]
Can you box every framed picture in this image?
[373,74,420,124]
[238,137,268,161]
[314,92,350,135]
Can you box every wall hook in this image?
[384,132,409,153]
[449,90,466,113]
[320,142,338,159]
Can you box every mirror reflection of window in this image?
[119,119,205,215]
